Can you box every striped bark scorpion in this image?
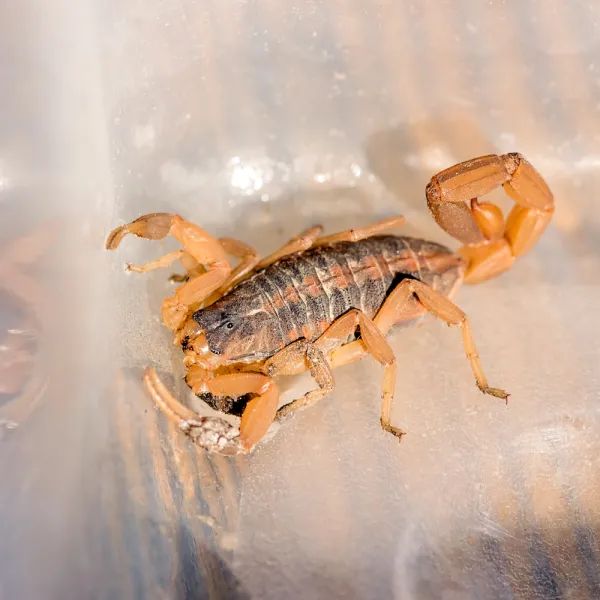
[106,153,554,455]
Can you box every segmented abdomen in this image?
[252,235,464,348]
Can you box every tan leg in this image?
[272,310,402,438]
[312,216,406,247]
[331,279,507,401]
[401,280,507,400]
[127,250,186,273]
[426,153,554,283]
[257,225,323,269]
[261,340,334,421]
[106,213,232,330]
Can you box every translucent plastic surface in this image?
[1,1,600,599]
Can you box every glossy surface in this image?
[1,1,599,598]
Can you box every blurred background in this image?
[1,1,599,598]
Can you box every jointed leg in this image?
[257,225,324,269]
[255,216,405,270]
[397,280,508,400]
[262,339,334,421]
[312,216,405,247]
[270,310,402,438]
[331,279,507,400]
[402,281,506,398]
[317,308,400,436]
[127,250,188,274]
[318,279,506,441]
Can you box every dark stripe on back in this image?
[254,267,295,346]
[294,254,330,339]
[243,235,456,343]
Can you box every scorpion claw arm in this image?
[106,213,232,330]
[144,367,281,455]
[201,372,280,453]
[426,153,554,283]
[143,367,244,455]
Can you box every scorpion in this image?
[106,153,554,455]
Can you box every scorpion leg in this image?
[257,225,324,269]
[127,250,188,273]
[106,213,232,330]
[328,278,507,438]
[259,216,403,269]
[274,310,402,437]
[387,280,508,400]
[312,216,405,247]
[426,153,554,283]
[263,340,334,420]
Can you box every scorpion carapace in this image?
[106,152,554,455]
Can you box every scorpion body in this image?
[191,236,463,363]
[106,152,555,455]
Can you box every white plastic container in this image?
[1,1,599,598]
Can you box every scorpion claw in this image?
[143,367,247,455]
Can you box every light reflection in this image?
[314,173,330,183]
[228,156,268,193]
[0,160,10,195]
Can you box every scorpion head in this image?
[177,284,276,369]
